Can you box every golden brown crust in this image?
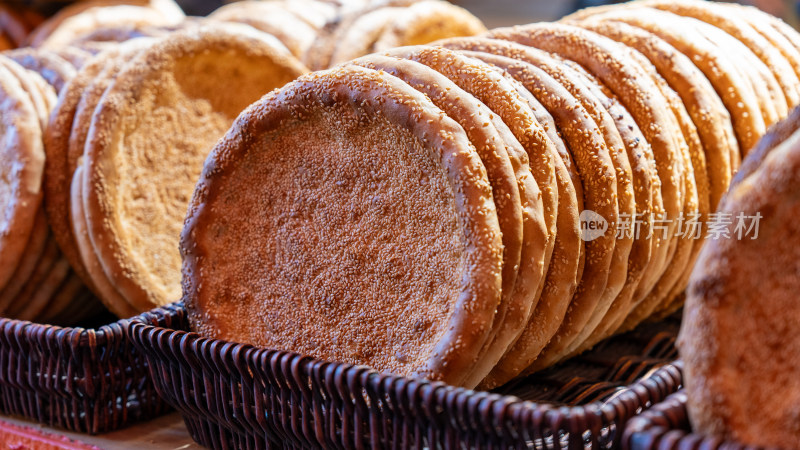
[681,125,800,447]
[692,15,785,127]
[208,1,317,58]
[70,163,137,318]
[4,48,77,93]
[26,0,184,48]
[497,46,636,359]
[575,8,763,157]
[302,0,418,71]
[33,5,183,51]
[51,46,93,69]
[726,3,800,93]
[350,54,532,387]
[434,39,585,388]
[488,23,688,370]
[0,61,45,293]
[449,41,636,362]
[554,58,659,354]
[460,36,619,375]
[18,255,71,321]
[574,19,735,210]
[372,1,486,51]
[81,25,306,312]
[621,53,704,331]
[183,65,504,386]
[5,235,59,318]
[42,48,121,297]
[0,208,48,315]
[642,0,800,110]
[0,57,50,131]
[491,23,685,297]
[380,46,553,387]
[329,7,401,66]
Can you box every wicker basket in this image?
[129,303,684,449]
[0,303,182,434]
[622,386,756,450]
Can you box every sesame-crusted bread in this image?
[182,65,505,386]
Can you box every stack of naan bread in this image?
[0,0,486,324]
[211,0,485,64]
[182,0,800,389]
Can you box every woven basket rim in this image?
[129,302,682,417]
[0,302,183,347]
[622,386,757,450]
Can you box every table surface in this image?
[0,413,199,449]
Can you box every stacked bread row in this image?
[38,22,307,320]
[0,0,485,325]
[182,0,800,389]
[9,0,485,66]
[0,52,99,324]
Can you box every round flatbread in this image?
[70,163,137,318]
[382,46,565,387]
[452,39,621,373]
[447,41,637,360]
[490,23,685,299]
[0,62,45,293]
[208,1,317,58]
[621,52,704,332]
[275,0,338,30]
[0,208,48,315]
[52,46,93,69]
[81,25,306,312]
[32,4,183,51]
[489,23,688,368]
[689,14,785,127]
[350,54,534,387]
[372,1,486,51]
[557,59,661,353]
[329,7,403,67]
[484,45,636,359]
[302,0,418,71]
[0,57,52,131]
[574,19,735,210]
[4,48,77,93]
[724,3,800,88]
[5,235,59,318]
[18,255,71,321]
[25,0,184,47]
[642,0,800,110]
[183,65,505,386]
[436,38,586,388]
[43,46,125,297]
[681,122,800,448]
[570,8,762,157]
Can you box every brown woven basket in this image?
[129,303,684,449]
[622,385,758,450]
[0,303,182,434]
